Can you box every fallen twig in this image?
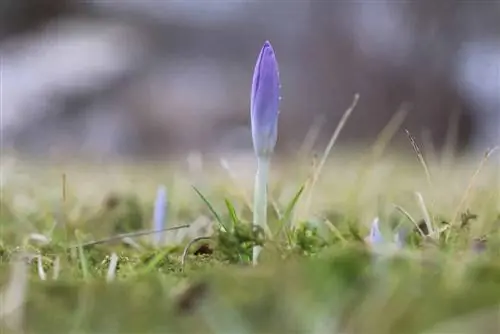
[181,236,213,272]
[68,225,190,249]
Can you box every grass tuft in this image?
[0,150,499,333]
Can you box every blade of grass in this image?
[393,204,425,237]
[220,158,252,209]
[405,129,433,189]
[106,253,119,282]
[36,255,46,281]
[322,219,347,245]
[61,172,69,242]
[370,107,409,161]
[441,111,461,169]
[415,192,434,238]
[181,236,213,271]
[302,94,359,218]
[293,155,318,224]
[406,129,436,233]
[192,186,228,232]
[447,146,499,240]
[275,184,305,239]
[138,249,171,275]
[344,107,407,219]
[224,198,238,231]
[421,128,438,167]
[75,231,90,280]
[271,198,283,221]
[68,225,190,248]
[297,113,326,160]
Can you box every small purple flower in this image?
[152,185,167,245]
[365,217,406,250]
[366,217,385,245]
[250,41,280,157]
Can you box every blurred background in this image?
[1,0,499,162]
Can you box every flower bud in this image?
[250,41,280,157]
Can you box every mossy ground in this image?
[1,150,499,334]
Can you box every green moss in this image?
[1,155,499,333]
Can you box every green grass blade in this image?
[275,184,305,240]
[224,198,239,231]
[75,230,90,280]
[137,248,172,275]
[192,185,228,232]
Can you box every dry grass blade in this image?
[181,236,213,271]
[220,158,252,209]
[36,255,47,281]
[322,219,347,244]
[313,94,360,185]
[449,146,500,233]
[106,253,119,282]
[69,225,190,248]
[421,128,438,167]
[62,173,67,202]
[415,192,434,237]
[302,94,359,216]
[345,108,408,210]
[441,111,461,168]
[371,108,408,160]
[405,129,433,188]
[393,204,425,237]
[297,113,326,159]
[405,129,437,236]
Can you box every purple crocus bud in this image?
[394,226,408,249]
[365,217,406,250]
[250,41,280,157]
[365,217,385,246]
[152,185,167,245]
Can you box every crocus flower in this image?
[152,185,167,245]
[250,40,280,157]
[250,41,280,265]
[366,217,384,245]
[365,217,406,250]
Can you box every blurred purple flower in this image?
[394,227,409,249]
[250,40,280,157]
[152,185,167,245]
[472,238,487,254]
[365,217,406,249]
[366,217,385,245]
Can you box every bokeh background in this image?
[1,0,499,161]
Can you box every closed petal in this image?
[250,41,280,156]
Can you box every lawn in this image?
[1,146,499,333]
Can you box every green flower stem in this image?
[253,156,270,265]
